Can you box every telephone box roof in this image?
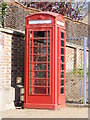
[25,11,64,19]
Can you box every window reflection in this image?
[61,32,64,39]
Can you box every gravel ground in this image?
[1,106,88,118]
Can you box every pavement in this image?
[1,106,88,118]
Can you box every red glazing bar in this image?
[28,30,30,95]
[30,46,46,48]
[46,31,48,95]
[31,78,50,80]
[33,37,47,40]
[61,38,64,41]
[60,61,65,64]
[64,31,66,95]
[24,27,28,102]
[61,46,65,49]
[49,30,51,95]
[60,54,64,56]
[30,54,50,56]
[29,62,50,64]
[29,86,49,88]
[30,70,50,72]
[32,31,35,94]
[59,29,61,95]
[60,78,65,80]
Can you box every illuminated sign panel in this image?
[29,20,52,24]
[57,21,64,26]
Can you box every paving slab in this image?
[1,106,88,118]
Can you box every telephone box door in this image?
[27,29,53,106]
[58,29,66,106]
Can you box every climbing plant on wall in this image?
[0,2,7,28]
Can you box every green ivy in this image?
[0,2,7,27]
[2,2,7,17]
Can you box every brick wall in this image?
[4,2,88,39]
[0,28,24,110]
[4,1,40,31]
[0,29,13,110]
[66,44,89,71]
[0,31,12,87]
[11,32,24,87]
[66,46,75,71]
[65,17,88,39]
[0,28,25,86]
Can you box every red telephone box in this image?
[23,12,66,109]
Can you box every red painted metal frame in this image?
[24,12,66,109]
[59,29,66,106]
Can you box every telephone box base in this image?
[23,103,58,110]
[23,103,66,110]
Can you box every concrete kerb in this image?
[66,103,89,107]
